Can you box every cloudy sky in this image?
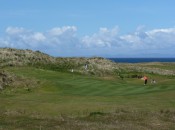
[0,0,175,57]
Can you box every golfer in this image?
[143,76,148,85]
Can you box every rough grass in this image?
[118,62,175,76]
[1,109,175,130]
[0,67,175,129]
[0,48,118,76]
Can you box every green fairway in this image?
[0,67,175,129]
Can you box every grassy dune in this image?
[0,67,175,129]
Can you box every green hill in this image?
[1,48,174,76]
[0,48,118,75]
[0,48,175,129]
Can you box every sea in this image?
[108,58,175,63]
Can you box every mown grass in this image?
[0,67,175,129]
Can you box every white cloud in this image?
[147,28,175,35]
[0,26,175,57]
[32,32,46,42]
[48,26,77,36]
[81,26,119,48]
[46,26,79,50]
[136,25,146,32]
[5,27,26,35]
[0,38,11,47]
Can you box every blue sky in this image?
[0,0,175,57]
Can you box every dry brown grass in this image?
[0,108,175,130]
[0,69,39,91]
[118,62,175,76]
[0,48,56,67]
[1,48,174,77]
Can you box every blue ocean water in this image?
[109,58,175,63]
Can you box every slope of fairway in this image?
[5,67,175,96]
[0,67,175,129]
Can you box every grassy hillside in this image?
[118,62,175,76]
[1,48,174,76]
[0,67,175,129]
[0,48,118,76]
[0,48,56,67]
[0,48,175,129]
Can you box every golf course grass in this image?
[0,67,175,129]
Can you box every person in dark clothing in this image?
[143,76,148,85]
